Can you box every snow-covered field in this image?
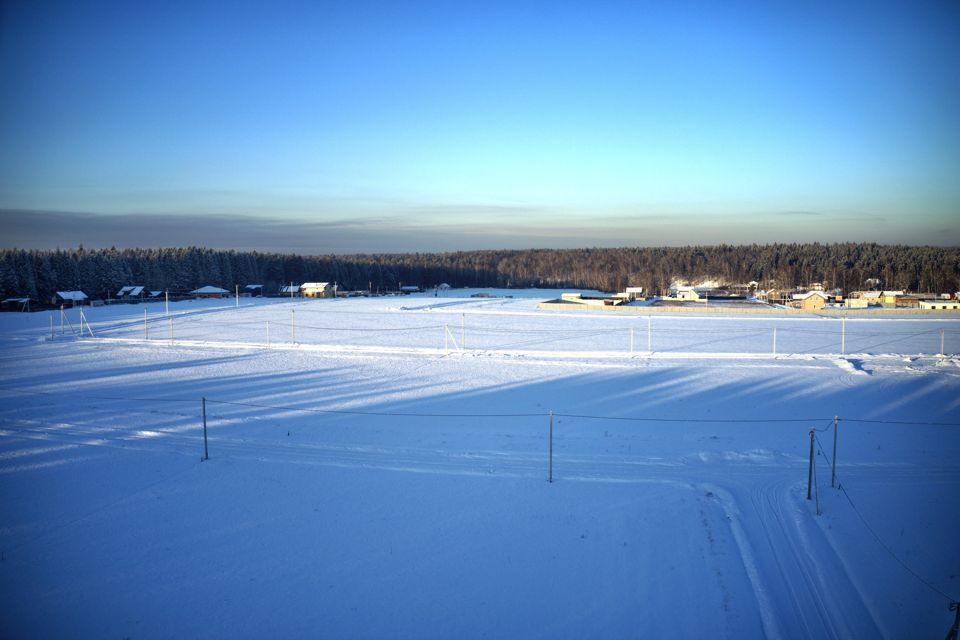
[1,291,959,638]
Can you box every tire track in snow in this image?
[708,477,882,639]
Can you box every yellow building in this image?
[301,282,333,298]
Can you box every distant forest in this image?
[2,243,959,303]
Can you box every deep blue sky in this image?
[1,0,958,251]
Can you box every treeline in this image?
[2,243,958,303]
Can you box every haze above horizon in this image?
[1,1,958,252]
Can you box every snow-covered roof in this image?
[244,284,263,289]
[301,282,330,289]
[56,291,88,301]
[3,297,30,303]
[279,285,300,293]
[625,287,644,293]
[792,291,828,300]
[190,286,229,294]
[149,291,163,297]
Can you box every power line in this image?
[813,432,958,603]
[838,482,957,603]
[840,418,960,427]
[553,413,831,423]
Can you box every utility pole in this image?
[841,316,846,355]
[548,410,554,483]
[235,284,239,308]
[831,416,838,488]
[202,397,209,461]
[945,601,959,640]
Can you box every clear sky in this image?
[1,0,958,252]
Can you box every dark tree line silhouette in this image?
[1,243,958,304]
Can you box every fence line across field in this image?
[49,305,960,357]
[5,385,957,626]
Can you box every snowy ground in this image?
[1,291,959,638]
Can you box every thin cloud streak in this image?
[1,209,955,253]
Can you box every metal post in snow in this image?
[202,397,209,461]
[165,290,169,316]
[236,284,239,308]
[831,416,838,488]
[806,428,815,500]
[841,316,846,355]
[946,601,959,640]
[548,410,554,483]
[80,309,93,338]
[50,315,54,340]
[60,305,65,335]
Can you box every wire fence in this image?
[2,384,958,606]
[811,428,959,605]
[45,304,960,357]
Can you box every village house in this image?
[190,286,229,299]
[881,291,905,306]
[791,291,828,311]
[613,286,645,302]
[560,293,623,307]
[301,282,333,298]
[675,287,701,301]
[115,286,146,301]
[1,297,31,312]
[244,284,263,297]
[54,291,89,306]
[919,300,960,310]
[757,289,787,305]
